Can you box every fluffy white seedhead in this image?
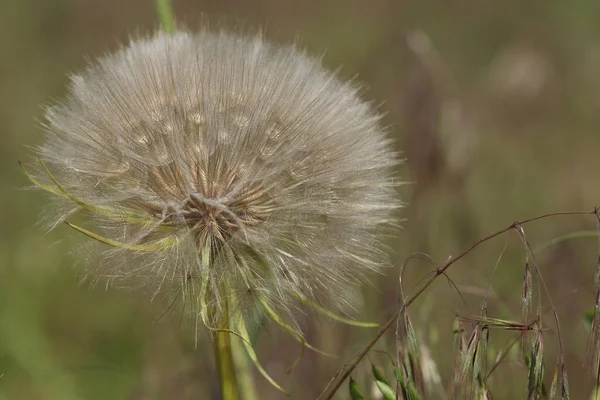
[33,30,401,327]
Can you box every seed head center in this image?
[183,193,241,245]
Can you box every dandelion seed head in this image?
[33,29,401,327]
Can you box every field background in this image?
[2,0,600,398]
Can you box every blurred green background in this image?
[2,0,600,398]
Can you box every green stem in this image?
[202,240,239,400]
[155,0,175,33]
[214,309,239,400]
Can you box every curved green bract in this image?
[259,297,335,359]
[21,159,159,226]
[235,310,289,395]
[65,222,179,252]
[297,295,379,328]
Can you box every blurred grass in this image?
[2,0,600,398]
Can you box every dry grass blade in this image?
[522,263,533,333]
[526,328,545,400]
[453,316,498,399]
[453,324,480,398]
[473,298,489,400]
[549,367,559,400]
[559,359,570,400]
[452,315,467,396]
[548,357,570,399]
[516,225,572,399]
[473,325,490,400]
[458,316,529,332]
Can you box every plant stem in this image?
[155,0,175,34]
[202,240,239,400]
[213,305,239,400]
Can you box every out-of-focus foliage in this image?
[2,0,600,398]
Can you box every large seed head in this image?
[32,29,401,326]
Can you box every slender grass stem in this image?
[155,0,175,34]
